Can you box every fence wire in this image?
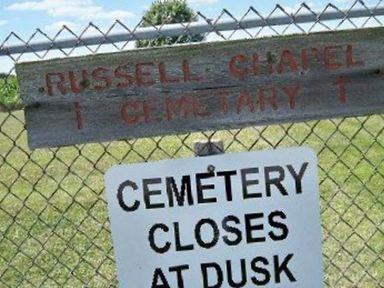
[0,1,384,287]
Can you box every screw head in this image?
[207,164,215,173]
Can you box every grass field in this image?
[0,108,383,287]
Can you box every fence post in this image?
[194,140,224,157]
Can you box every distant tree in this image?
[0,74,21,110]
[0,73,9,79]
[136,0,204,48]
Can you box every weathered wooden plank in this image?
[16,27,384,149]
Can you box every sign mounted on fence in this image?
[16,27,384,149]
[105,147,323,288]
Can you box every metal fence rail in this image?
[0,1,384,287]
[2,2,384,56]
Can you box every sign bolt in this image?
[207,164,216,173]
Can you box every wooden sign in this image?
[105,148,323,287]
[16,27,384,149]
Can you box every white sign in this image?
[105,147,323,288]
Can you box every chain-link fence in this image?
[1,1,384,287]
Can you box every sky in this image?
[0,0,381,73]
[0,0,377,41]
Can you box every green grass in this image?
[0,75,22,111]
[0,110,383,287]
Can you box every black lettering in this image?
[222,215,242,246]
[174,222,194,251]
[245,213,265,243]
[216,170,237,201]
[274,254,296,283]
[241,168,262,199]
[196,173,216,204]
[287,162,309,194]
[148,223,171,254]
[201,262,223,288]
[227,259,247,287]
[195,218,220,249]
[166,176,194,207]
[268,211,289,241]
[169,265,189,288]
[143,178,165,209]
[151,268,171,288]
[251,257,270,286]
[117,180,140,212]
[264,166,288,196]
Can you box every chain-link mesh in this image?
[1,1,384,287]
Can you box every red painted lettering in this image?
[229,54,248,80]
[217,91,230,115]
[45,72,67,96]
[92,67,112,91]
[324,46,343,70]
[165,96,193,121]
[192,96,211,118]
[68,70,89,94]
[121,101,141,125]
[258,87,278,111]
[136,62,155,86]
[143,97,157,123]
[346,45,364,67]
[282,85,301,109]
[182,59,202,82]
[301,49,309,70]
[115,65,135,89]
[267,52,275,75]
[236,90,255,114]
[277,50,298,74]
[334,76,350,104]
[68,71,81,94]
[74,102,83,130]
[252,53,260,75]
[159,62,180,84]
